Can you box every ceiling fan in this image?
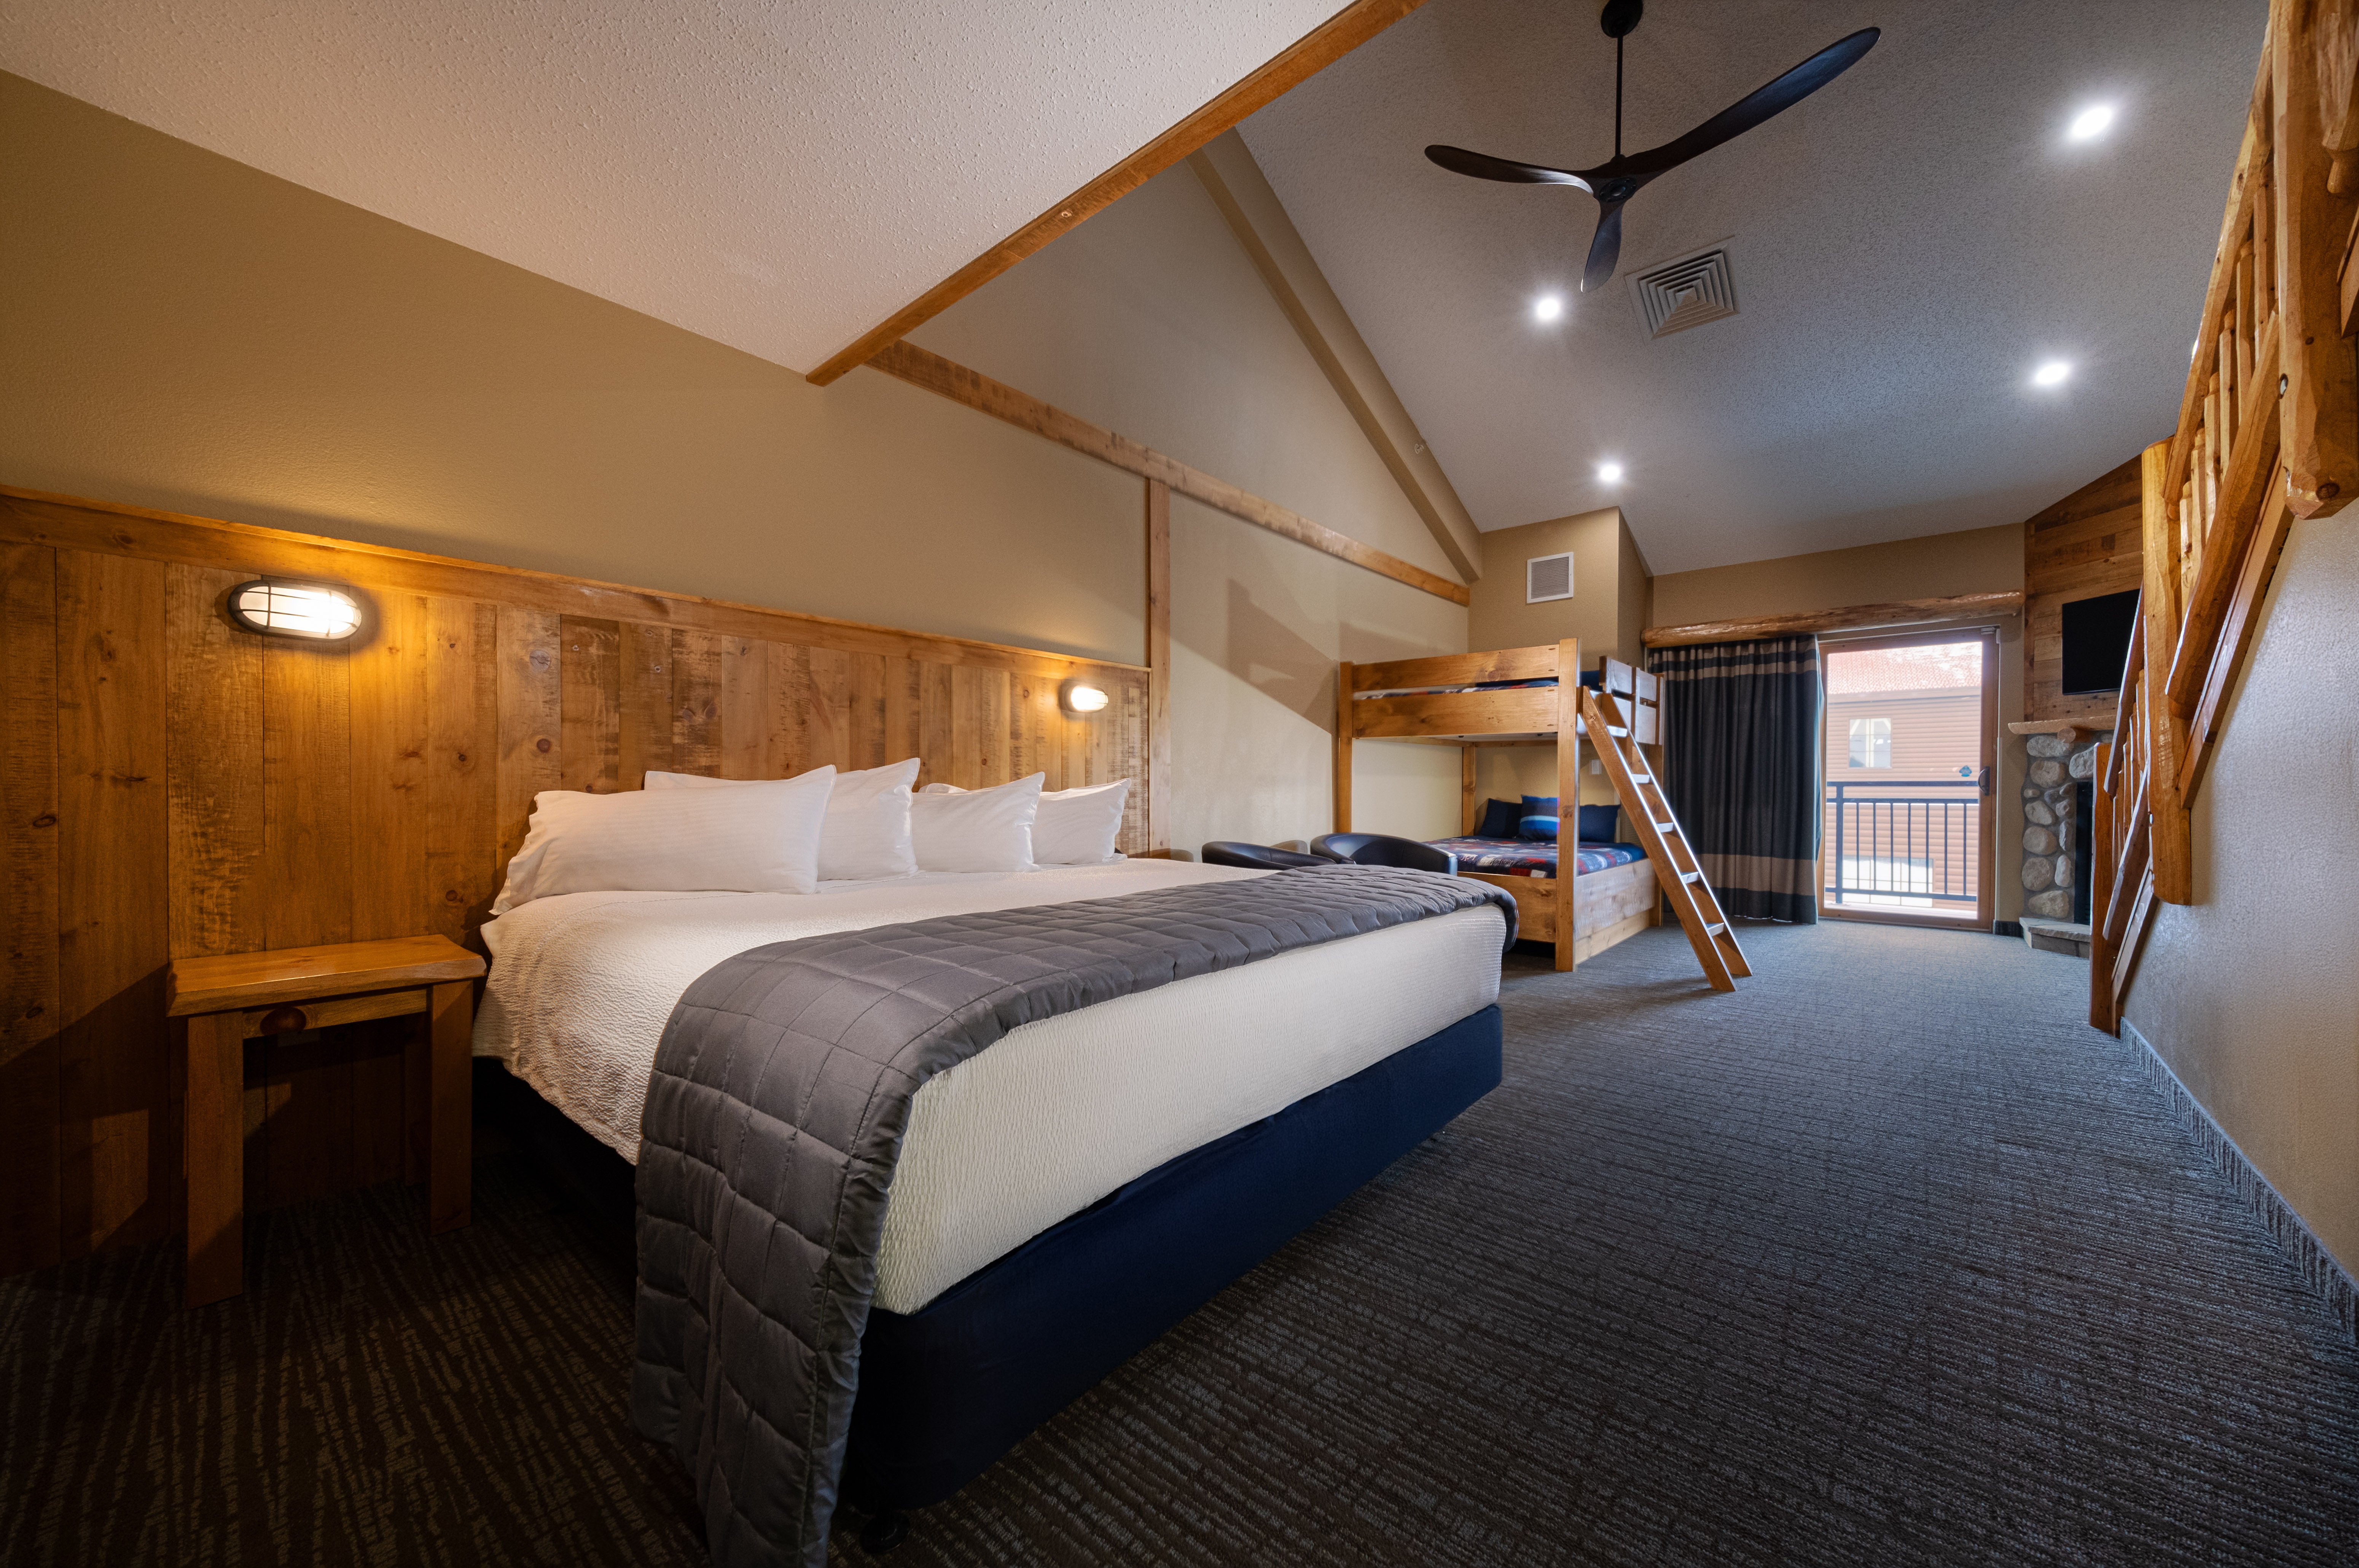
[1426,0,1878,293]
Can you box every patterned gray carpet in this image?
[4,920,2355,1566]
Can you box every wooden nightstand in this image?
[167,935,487,1308]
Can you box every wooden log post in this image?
[1555,639,1580,972]
[1144,479,1171,855]
[2087,741,2118,1034]
[1334,661,1354,835]
[2138,442,2194,905]
[2166,332,2283,718]
[2277,0,2359,521]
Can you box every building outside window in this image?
[1847,716,1892,768]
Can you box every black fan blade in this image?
[1590,27,1878,183]
[1581,201,1625,293]
[1425,145,1592,189]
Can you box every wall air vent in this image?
[1526,551,1574,604]
[1629,244,1739,338]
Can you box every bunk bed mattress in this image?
[473,862,1505,1312]
[1430,837,1647,879]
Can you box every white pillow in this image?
[491,768,835,913]
[644,759,918,880]
[1034,778,1131,864]
[647,758,915,803]
[910,773,1043,873]
[922,776,1131,865]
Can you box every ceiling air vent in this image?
[1526,552,1574,604]
[1630,244,1738,338]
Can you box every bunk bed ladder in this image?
[1579,688,1751,993]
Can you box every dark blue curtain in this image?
[1650,636,1821,924]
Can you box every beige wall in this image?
[0,71,1469,855]
[1619,518,1653,672]
[913,162,1459,591]
[1650,524,2028,921]
[1467,507,1631,661]
[1466,508,1642,813]
[1650,523,2025,628]
[913,155,1468,852]
[2124,513,2359,1273]
[0,73,1147,665]
[1171,494,1463,850]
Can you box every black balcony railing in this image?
[1824,778,1981,908]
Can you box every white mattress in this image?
[473,861,1503,1311]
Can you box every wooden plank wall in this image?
[2024,455,2146,725]
[0,487,1150,1276]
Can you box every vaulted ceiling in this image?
[1238,0,2267,570]
[3,0,2270,576]
[0,0,1352,374]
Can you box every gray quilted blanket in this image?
[629,863,1515,1567]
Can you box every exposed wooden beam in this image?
[803,0,1432,387]
[1187,131,1483,582]
[869,341,1472,606]
[1144,479,1172,854]
[1641,591,2025,649]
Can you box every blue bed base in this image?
[840,1003,1504,1514]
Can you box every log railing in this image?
[2090,0,2357,1031]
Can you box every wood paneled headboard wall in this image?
[0,485,1152,1274]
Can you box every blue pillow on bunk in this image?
[1475,798,1522,839]
[1518,795,1559,841]
[1577,803,1619,842]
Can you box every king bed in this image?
[475,856,1512,1562]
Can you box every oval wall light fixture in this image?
[224,578,367,641]
[1059,677,1111,716]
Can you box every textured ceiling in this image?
[1239,0,2268,572]
[0,0,1349,374]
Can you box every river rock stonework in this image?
[2018,728,2108,923]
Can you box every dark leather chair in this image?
[1200,841,1330,871]
[1309,832,1458,875]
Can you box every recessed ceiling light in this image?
[1534,294,1565,323]
[2032,360,2072,387]
[1596,460,1625,483]
[2067,104,2116,141]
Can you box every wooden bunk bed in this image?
[1336,639,1745,986]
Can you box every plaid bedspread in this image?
[1428,837,1647,880]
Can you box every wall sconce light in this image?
[224,578,366,641]
[1059,677,1110,716]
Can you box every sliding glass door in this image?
[1818,629,1997,929]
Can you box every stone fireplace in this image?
[2020,727,2109,923]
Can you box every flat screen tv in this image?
[2060,588,2141,695]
